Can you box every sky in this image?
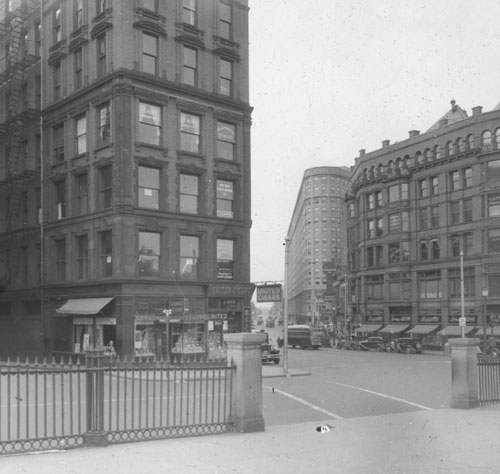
[248,0,500,284]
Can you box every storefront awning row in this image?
[378,325,410,334]
[356,324,382,333]
[56,298,114,315]
[437,326,477,336]
[404,325,440,335]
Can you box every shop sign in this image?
[209,313,229,320]
[207,283,255,298]
[366,315,383,322]
[389,315,411,323]
[169,298,185,315]
[418,314,441,323]
[243,307,251,332]
[217,262,233,280]
[256,284,282,302]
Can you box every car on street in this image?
[337,335,362,350]
[358,336,388,352]
[261,333,280,364]
[478,336,500,357]
[392,337,422,354]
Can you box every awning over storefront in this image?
[56,297,114,315]
[378,325,410,334]
[476,327,500,336]
[356,324,382,333]
[405,325,440,335]
[437,326,476,336]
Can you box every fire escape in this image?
[0,0,40,289]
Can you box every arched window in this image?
[433,145,441,160]
[482,130,492,147]
[388,160,394,173]
[456,137,465,153]
[447,141,454,156]
[424,148,430,161]
[431,239,440,260]
[466,134,474,150]
[377,163,384,176]
[416,151,423,164]
[495,129,500,149]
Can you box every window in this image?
[450,234,461,258]
[463,168,472,187]
[388,241,409,263]
[488,193,500,217]
[53,63,61,99]
[450,170,460,190]
[375,191,383,208]
[55,180,66,219]
[183,46,197,86]
[419,271,441,299]
[180,235,199,280]
[419,179,428,198]
[419,208,428,230]
[219,58,232,95]
[142,33,158,75]
[55,238,66,280]
[388,275,411,300]
[219,1,232,39]
[97,102,111,144]
[457,137,465,152]
[138,166,159,209]
[216,179,233,218]
[487,160,500,181]
[54,5,62,43]
[139,102,161,145]
[366,275,383,300]
[431,239,440,259]
[447,141,454,156]
[488,229,500,253]
[449,268,475,298]
[138,231,160,277]
[466,134,474,150]
[451,233,474,257]
[367,219,375,238]
[420,240,428,260]
[482,130,492,147]
[433,145,441,160]
[376,217,383,236]
[75,115,87,155]
[463,198,472,222]
[388,183,408,202]
[430,176,439,196]
[74,48,83,88]
[180,112,200,153]
[180,173,198,214]
[100,230,113,277]
[96,34,106,76]
[142,0,157,12]
[431,205,439,228]
[53,124,64,162]
[74,0,83,29]
[75,173,88,215]
[388,211,409,232]
[100,165,112,209]
[97,0,107,15]
[183,0,196,25]
[450,200,460,224]
[76,234,88,279]
[366,193,374,210]
[217,238,234,279]
[217,121,235,160]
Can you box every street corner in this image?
[262,365,311,378]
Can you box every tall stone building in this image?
[286,166,350,325]
[347,100,500,347]
[0,0,253,359]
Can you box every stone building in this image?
[0,0,253,359]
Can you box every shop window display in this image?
[170,322,205,355]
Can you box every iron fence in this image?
[478,354,500,405]
[0,354,233,455]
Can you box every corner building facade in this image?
[347,101,500,347]
[286,166,350,325]
[0,0,253,360]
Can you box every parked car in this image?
[337,335,362,350]
[479,337,500,357]
[393,337,422,354]
[358,336,388,352]
[261,333,280,364]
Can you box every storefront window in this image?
[73,319,116,353]
[170,322,206,354]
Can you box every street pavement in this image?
[2,363,499,474]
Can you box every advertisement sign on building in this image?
[256,284,282,302]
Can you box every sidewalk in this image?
[2,407,499,474]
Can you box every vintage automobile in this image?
[479,337,500,357]
[358,336,388,352]
[261,333,280,364]
[337,335,362,350]
[392,337,423,354]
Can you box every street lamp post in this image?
[283,236,290,375]
[460,250,466,338]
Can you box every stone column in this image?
[225,333,267,433]
[450,338,480,409]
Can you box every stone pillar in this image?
[450,338,480,409]
[225,333,266,433]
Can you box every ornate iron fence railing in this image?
[478,354,500,405]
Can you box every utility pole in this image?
[283,236,290,375]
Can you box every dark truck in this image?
[261,333,280,364]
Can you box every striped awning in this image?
[355,324,382,333]
[405,325,440,335]
[56,298,114,315]
[378,325,410,334]
[437,326,476,336]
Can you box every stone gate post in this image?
[225,333,267,433]
[449,338,480,409]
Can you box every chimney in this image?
[409,130,420,139]
[382,140,390,148]
[359,149,366,157]
[472,106,482,117]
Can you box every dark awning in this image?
[355,324,382,333]
[405,325,440,335]
[56,297,114,315]
[437,326,476,336]
[378,324,410,334]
